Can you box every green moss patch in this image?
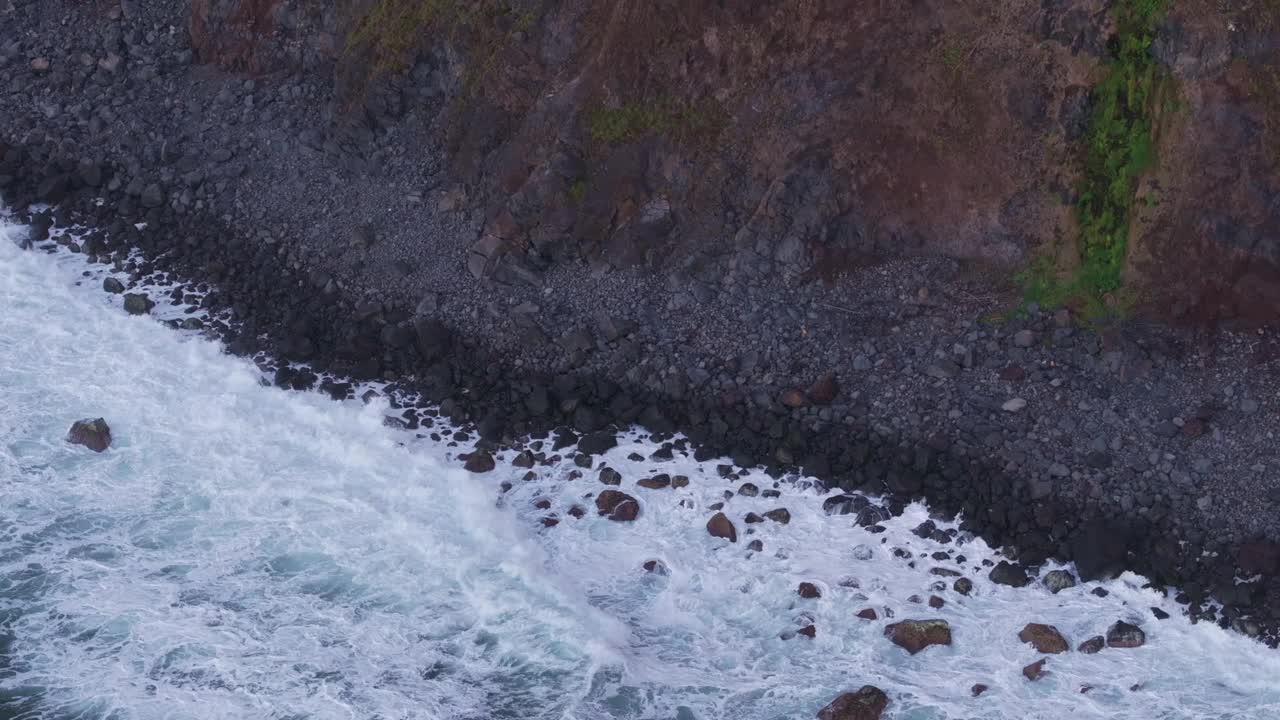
[586,96,728,145]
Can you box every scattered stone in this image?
[816,686,888,720]
[798,624,817,638]
[598,467,622,485]
[971,684,989,697]
[463,451,495,473]
[1001,398,1027,413]
[637,474,671,489]
[1106,621,1146,649]
[66,418,111,452]
[798,582,822,599]
[1018,623,1069,654]
[671,475,690,488]
[747,539,764,552]
[808,372,840,405]
[1013,329,1035,347]
[780,388,806,408]
[1042,570,1077,594]
[737,482,759,497]
[512,451,535,468]
[953,578,973,596]
[1151,607,1170,620]
[884,619,952,654]
[1022,658,1048,681]
[102,277,125,294]
[857,608,878,621]
[707,512,737,542]
[596,490,640,521]
[928,595,945,609]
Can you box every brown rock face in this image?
[798,582,822,599]
[462,450,495,473]
[67,418,112,453]
[706,512,737,542]
[1018,623,1070,654]
[816,686,889,720]
[884,619,952,655]
[1023,658,1049,681]
[1077,636,1106,654]
[856,608,878,621]
[595,490,640,521]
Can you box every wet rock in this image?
[671,475,690,488]
[857,608,878,620]
[598,467,622,485]
[463,451,496,473]
[637,474,671,489]
[798,582,822,599]
[816,686,888,720]
[1023,658,1048,681]
[1018,623,1069,654]
[1077,636,1105,654]
[798,624,817,638]
[780,388,807,408]
[988,561,1030,587]
[707,512,737,542]
[512,451,535,468]
[928,595,945,609]
[122,293,154,315]
[1106,621,1146,649]
[808,372,839,405]
[567,505,586,519]
[1042,570,1077,593]
[884,619,952,654]
[578,430,618,455]
[971,684,989,697]
[747,539,764,552]
[102,277,125,294]
[1151,607,1170,620]
[737,482,759,497]
[764,508,791,524]
[66,417,111,452]
[953,578,973,596]
[596,490,640,521]
[643,559,668,575]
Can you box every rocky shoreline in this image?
[2,0,1279,649]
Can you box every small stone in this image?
[102,277,125,294]
[1023,658,1048,681]
[1001,398,1028,413]
[1151,607,1170,620]
[764,507,791,524]
[1013,329,1035,347]
[31,57,50,72]
[797,624,817,638]
[927,595,945,609]
[780,388,806,408]
[857,608,878,621]
[1106,621,1146,649]
[598,467,622,485]
[953,577,973,596]
[808,372,840,405]
[642,560,668,575]
[971,684,989,697]
[798,582,822,599]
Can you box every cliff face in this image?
[189,0,1280,323]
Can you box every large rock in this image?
[578,430,618,455]
[66,418,111,452]
[884,619,951,654]
[596,490,640,521]
[706,512,737,542]
[1018,623,1069,654]
[1237,540,1280,576]
[1106,621,1146,649]
[816,686,888,720]
[1042,569,1077,593]
[122,293,154,315]
[463,451,495,473]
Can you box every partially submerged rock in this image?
[884,619,951,654]
[1106,621,1146,649]
[463,451,495,473]
[1042,569,1077,593]
[67,417,111,452]
[706,512,737,542]
[1023,658,1048,681]
[596,490,640,521]
[816,686,888,720]
[1018,623,1069,654]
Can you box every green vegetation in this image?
[567,178,587,203]
[586,96,728,145]
[345,0,533,84]
[1021,0,1169,318]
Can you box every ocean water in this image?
[1,213,1278,720]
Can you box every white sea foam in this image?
[2,215,1278,719]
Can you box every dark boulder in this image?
[1077,636,1105,654]
[988,561,1030,587]
[67,418,112,452]
[798,582,822,598]
[123,293,154,315]
[463,451,495,473]
[102,277,125,294]
[816,686,888,720]
[1070,520,1132,581]
[1023,658,1048,681]
[764,507,792,524]
[1237,540,1280,576]
[596,490,640,521]
[578,430,618,455]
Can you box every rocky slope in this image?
[2,0,1280,647]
